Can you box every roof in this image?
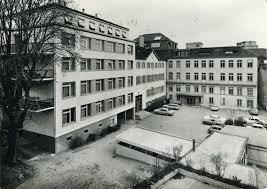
[221,126,267,149]
[170,46,258,59]
[116,127,193,158]
[135,47,161,61]
[134,33,176,43]
[154,50,172,61]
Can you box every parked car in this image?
[154,108,175,116]
[210,105,219,111]
[248,116,266,125]
[203,115,226,125]
[208,125,224,134]
[249,109,259,115]
[163,103,179,110]
[246,123,266,130]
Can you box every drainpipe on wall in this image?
[192,139,196,152]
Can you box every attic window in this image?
[89,22,96,30]
[115,30,121,37]
[108,27,113,35]
[64,17,73,25]
[122,32,127,38]
[225,51,233,55]
[78,18,85,27]
[99,25,105,33]
[154,36,161,40]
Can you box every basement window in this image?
[66,136,72,143]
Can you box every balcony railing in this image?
[28,98,54,113]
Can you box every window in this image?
[107,60,115,70]
[194,60,199,68]
[96,59,104,70]
[169,85,173,92]
[176,72,181,80]
[127,60,133,70]
[127,45,133,54]
[92,39,103,51]
[194,73,199,80]
[220,87,225,94]
[80,36,91,50]
[128,93,133,103]
[108,78,116,90]
[142,75,146,83]
[136,76,141,85]
[96,79,104,92]
[237,87,242,96]
[96,101,104,113]
[220,73,225,81]
[66,136,72,142]
[202,73,206,80]
[186,73,190,80]
[247,88,253,96]
[62,57,75,71]
[80,80,91,95]
[147,62,150,68]
[201,60,206,68]
[228,60,233,68]
[107,98,115,110]
[247,59,253,68]
[201,86,206,93]
[209,73,214,81]
[194,85,199,93]
[115,43,125,53]
[176,61,181,68]
[237,73,242,81]
[81,58,91,70]
[186,60,190,68]
[62,32,75,47]
[128,76,133,87]
[176,85,181,92]
[62,82,75,97]
[220,98,226,106]
[62,108,76,125]
[118,77,125,88]
[229,73,234,81]
[209,86,214,94]
[105,41,115,52]
[209,97,214,104]
[136,62,140,69]
[220,60,225,68]
[168,72,173,80]
[237,60,242,68]
[209,60,214,68]
[168,61,173,68]
[237,99,242,107]
[142,62,146,69]
[228,87,234,95]
[247,73,253,82]
[118,95,125,106]
[247,100,254,108]
[118,60,125,70]
[81,104,91,118]
[186,85,190,92]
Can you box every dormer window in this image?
[154,36,161,40]
[115,30,121,37]
[108,27,113,35]
[78,18,85,27]
[225,51,233,55]
[89,22,96,30]
[122,32,127,38]
[64,16,73,25]
[99,25,105,33]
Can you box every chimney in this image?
[192,139,196,152]
[82,8,85,13]
[139,35,144,47]
[95,14,98,17]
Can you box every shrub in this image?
[99,127,109,137]
[234,117,244,127]
[225,119,233,125]
[69,136,84,149]
[232,176,241,184]
[86,134,96,143]
[145,97,167,112]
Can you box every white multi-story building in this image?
[167,47,258,110]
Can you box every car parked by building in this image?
[210,105,219,111]
[246,123,266,130]
[208,125,224,134]
[247,116,266,126]
[202,115,226,126]
[163,103,179,110]
[249,109,259,115]
[154,108,175,116]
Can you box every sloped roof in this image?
[134,33,175,43]
[135,47,160,61]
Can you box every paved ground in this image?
[137,105,267,142]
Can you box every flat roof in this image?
[221,126,267,149]
[116,127,194,158]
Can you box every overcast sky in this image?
[74,0,267,49]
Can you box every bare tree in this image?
[209,152,227,177]
[0,0,77,164]
[172,144,183,163]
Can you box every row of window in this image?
[62,33,133,54]
[62,57,134,71]
[62,76,134,98]
[136,61,165,69]
[146,86,165,97]
[136,74,165,85]
[168,59,254,69]
[64,16,128,39]
[169,84,254,96]
[63,93,133,126]
[169,72,254,82]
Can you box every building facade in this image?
[166,47,258,110]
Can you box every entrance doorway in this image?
[186,97,195,105]
[135,95,143,112]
